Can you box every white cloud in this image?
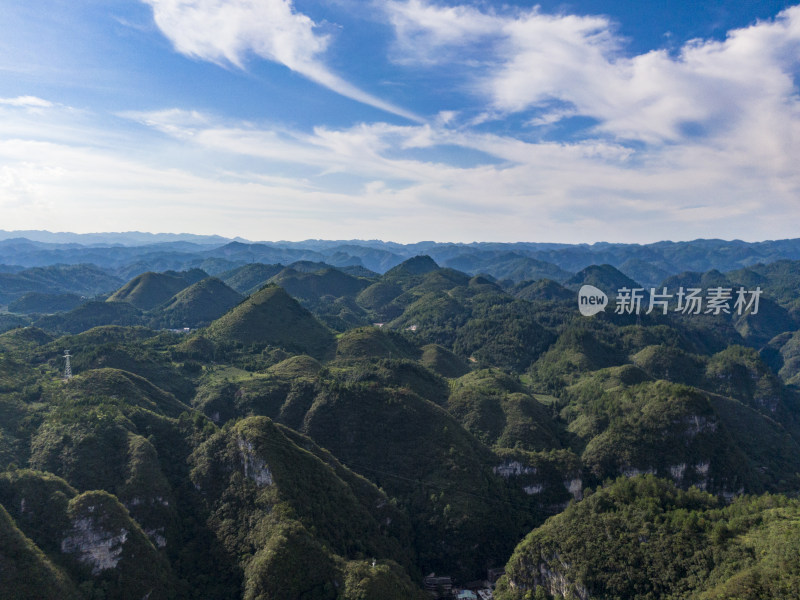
[2,71,798,244]
[120,108,210,138]
[142,0,326,69]
[527,107,578,127]
[117,107,800,242]
[142,0,420,121]
[0,96,54,107]
[0,96,55,110]
[387,0,499,64]
[386,1,800,148]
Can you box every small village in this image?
[423,568,505,599]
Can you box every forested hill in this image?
[1,248,800,599]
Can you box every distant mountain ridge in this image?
[3,233,800,286]
[4,234,800,332]
[0,230,240,246]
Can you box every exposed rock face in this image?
[145,527,167,548]
[621,467,656,478]
[237,436,273,486]
[61,514,128,575]
[57,490,176,599]
[494,461,537,478]
[669,463,687,481]
[694,461,711,490]
[564,478,583,501]
[538,557,591,600]
[681,415,718,437]
[126,495,169,507]
[506,554,591,600]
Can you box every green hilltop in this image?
[153,277,243,328]
[565,263,643,293]
[270,267,371,301]
[218,263,284,294]
[107,270,201,311]
[383,254,439,278]
[205,284,335,359]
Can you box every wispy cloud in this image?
[387,0,500,65]
[386,1,800,148]
[141,0,421,121]
[0,96,55,109]
[118,107,800,242]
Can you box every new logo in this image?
[578,285,608,316]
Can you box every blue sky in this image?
[0,0,798,243]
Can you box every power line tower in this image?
[63,350,72,380]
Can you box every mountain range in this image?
[3,232,800,294]
[2,235,800,599]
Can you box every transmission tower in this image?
[63,350,72,380]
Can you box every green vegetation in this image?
[335,326,418,360]
[497,476,800,600]
[267,354,322,378]
[0,312,32,333]
[513,278,573,302]
[383,255,439,278]
[297,378,531,577]
[35,301,145,334]
[767,329,800,385]
[153,276,243,328]
[0,263,123,305]
[446,253,572,283]
[355,280,403,312]
[420,343,470,378]
[0,503,81,600]
[564,264,643,293]
[206,285,335,359]
[2,253,800,598]
[270,267,371,302]
[218,263,284,294]
[62,489,176,599]
[0,469,77,555]
[9,292,85,314]
[45,328,195,400]
[190,416,418,599]
[107,270,200,310]
[448,369,562,451]
[618,257,672,288]
[338,559,429,600]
